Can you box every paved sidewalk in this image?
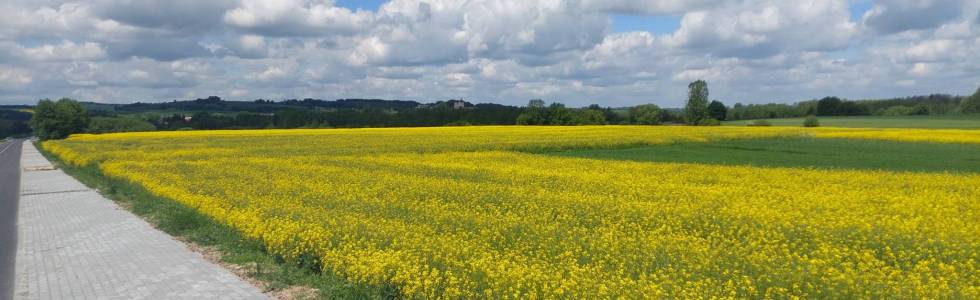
[14,143,268,299]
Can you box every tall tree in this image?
[685,80,710,125]
[30,98,90,140]
[707,100,728,121]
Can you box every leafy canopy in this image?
[629,104,663,125]
[685,80,710,125]
[30,98,90,140]
[708,100,728,121]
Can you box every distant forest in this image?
[0,107,32,138]
[3,90,979,138]
[728,94,966,120]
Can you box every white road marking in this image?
[0,141,13,156]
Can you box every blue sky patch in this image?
[610,14,681,34]
[335,0,388,11]
[849,0,874,22]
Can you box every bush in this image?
[910,104,930,115]
[444,121,472,126]
[748,119,772,127]
[881,105,914,116]
[696,118,721,126]
[803,115,820,127]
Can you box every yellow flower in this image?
[43,126,980,298]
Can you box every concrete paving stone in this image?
[15,143,269,300]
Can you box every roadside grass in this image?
[722,115,980,129]
[34,142,399,300]
[550,137,980,173]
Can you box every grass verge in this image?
[34,142,399,300]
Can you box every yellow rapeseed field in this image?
[43,126,980,298]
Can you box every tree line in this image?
[728,92,973,121]
[20,85,980,140]
[155,102,522,130]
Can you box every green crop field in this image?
[551,137,980,173]
[722,115,980,129]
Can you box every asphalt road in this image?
[0,139,22,300]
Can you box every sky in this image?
[0,0,978,107]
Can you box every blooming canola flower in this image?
[43,126,980,298]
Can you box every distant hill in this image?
[0,109,32,138]
[80,96,428,114]
[65,96,529,130]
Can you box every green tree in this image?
[816,97,842,116]
[629,104,663,125]
[516,101,576,125]
[527,99,546,108]
[547,103,574,125]
[588,104,624,124]
[30,98,90,140]
[276,108,318,128]
[910,104,930,115]
[880,105,914,116]
[570,109,606,125]
[961,88,980,113]
[515,112,537,125]
[685,80,710,125]
[517,100,546,125]
[837,101,870,116]
[730,103,745,120]
[87,117,156,133]
[707,100,728,121]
